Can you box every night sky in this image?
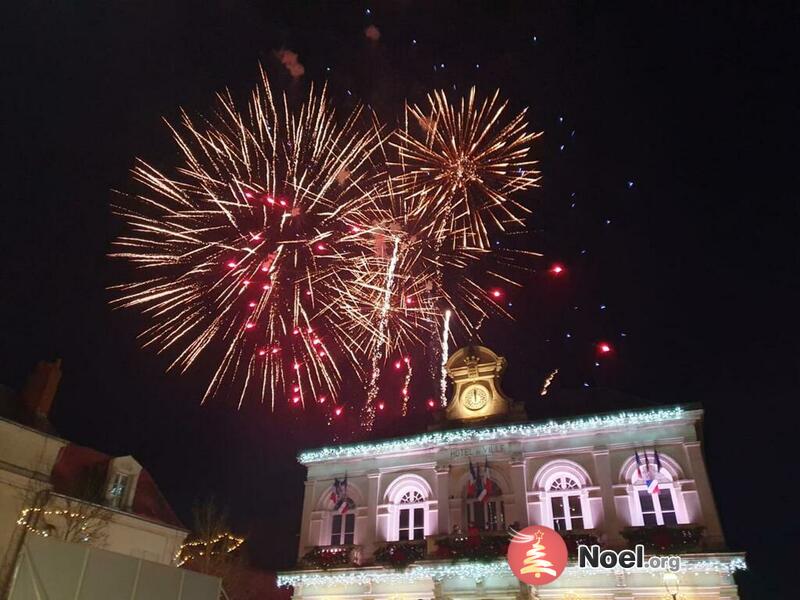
[3,2,797,598]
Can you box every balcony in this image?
[428,530,509,560]
[621,525,705,553]
[300,545,362,569]
[559,530,601,557]
[373,540,427,568]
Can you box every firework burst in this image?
[110,70,379,408]
[394,87,542,250]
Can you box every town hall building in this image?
[278,346,745,599]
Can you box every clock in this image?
[461,383,490,411]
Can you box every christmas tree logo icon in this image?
[507,525,568,585]
[519,529,558,577]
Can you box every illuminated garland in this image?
[17,507,92,539]
[276,554,746,587]
[299,406,688,463]
[175,532,245,567]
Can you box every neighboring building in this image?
[278,346,746,599]
[0,360,189,594]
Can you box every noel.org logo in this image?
[507,526,682,586]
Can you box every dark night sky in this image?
[2,2,798,598]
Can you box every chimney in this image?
[20,359,62,419]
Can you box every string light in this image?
[276,555,745,587]
[175,532,245,567]
[299,406,687,463]
[17,507,94,539]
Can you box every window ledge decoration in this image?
[373,540,427,568]
[299,406,689,464]
[621,525,705,553]
[560,530,601,557]
[300,545,361,570]
[433,531,510,560]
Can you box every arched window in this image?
[619,451,687,527]
[546,474,584,531]
[385,475,433,542]
[465,480,505,531]
[398,490,425,540]
[534,460,594,532]
[630,460,678,526]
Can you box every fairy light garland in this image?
[276,555,746,588]
[299,406,688,464]
[175,532,245,567]
[17,507,92,538]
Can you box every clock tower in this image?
[444,345,522,422]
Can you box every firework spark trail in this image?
[363,236,400,430]
[439,309,452,407]
[393,86,542,251]
[111,74,541,423]
[110,70,380,409]
[401,358,413,416]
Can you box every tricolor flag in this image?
[481,459,493,503]
[468,460,478,498]
[331,475,353,514]
[644,451,660,495]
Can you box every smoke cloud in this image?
[276,49,305,78]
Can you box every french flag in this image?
[479,459,493,503]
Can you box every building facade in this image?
[278,346,745,600]
[0,360,189,594]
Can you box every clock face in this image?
[461,384,489,410]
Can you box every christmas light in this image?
[298,406,688,463]
[550,263,565,275]
[598,342,612,354]
[175,532,244,567]
[276,554,745,588]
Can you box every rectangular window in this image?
[659,490,677,525]
[399,508,410,540]
[109,473,129,508]
[568,495,584,529]
[639,490,658,526]
[551,497,566,531]
[343,513,355,544]
[330,513,355,545]
[413,507,424,540]
[331,515,342,545]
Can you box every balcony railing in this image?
[428,530,510,560]
[373,540,427,568]
[300,545,362,569]
[621,525,705,553]
[559,530,601,557]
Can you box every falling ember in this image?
[540,368,558,396]
[439,309,452,407]
[245,322,255,330]
[363,236,401,430]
